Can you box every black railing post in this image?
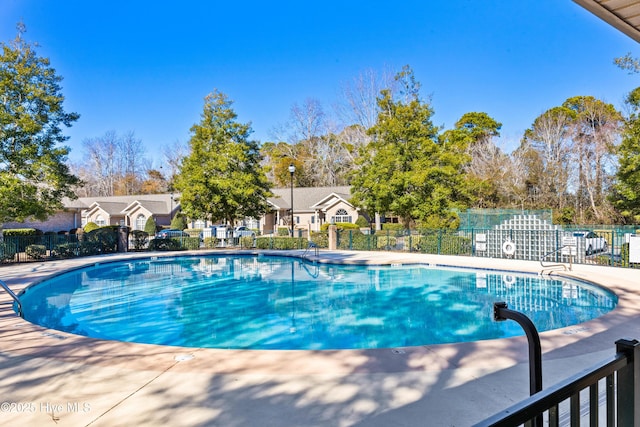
[616,338,640,426]
[493,302,543,396]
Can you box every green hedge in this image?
[412,231,472,255]
[255,237,308,250]
[26,244,47,260]
[320,222,359,231]
[310,232,328,248]
[84,226,119,253]
[203,237,219,249]
[148,236,199,251]
[130,230,149,251]
[149,238,183,251]
[0,241,17,262]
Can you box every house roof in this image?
[69,194,178,215]
[268,186,352,211]
[574,0,640,43]
[123,200,173,215]
[66,187,352,215]
[86,201,129,216]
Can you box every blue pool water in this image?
[18,255,617,350]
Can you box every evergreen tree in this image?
[351,66,470,228]
[613,87,640,222]
[144,216,157,235]
[0,23,80,222]
[175,90,271,225]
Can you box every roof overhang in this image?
[573,0,640,43]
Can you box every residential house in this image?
[1,187,360,235]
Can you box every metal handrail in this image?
[540,245,572,274]
[474,338,639,426]
[0,279,22,317]
[302,241,319,259]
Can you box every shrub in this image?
[130,230,149,251]
[181,237,200,250]
[84,222,99,233]
[414,231,472,255]
[170,214,187,231]
[2,228,40,236]
[84,226,119,253]
[310,232,328,248]
[355,215,370,228]
[54,242,82,258]
[277,227,290,236]
[26,244,47,259]
[239,236,255,248]
[255,237,307,250]
[2,228,42,252]
[321,222,359,231]
[203,237,219,249]
[375,235,397,250]
[337,230,376,250]
[144,216,158,235]
[148,238,182,251]
[0,241,17,262]
[381,223,404,232]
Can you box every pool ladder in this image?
[0,278,22,317]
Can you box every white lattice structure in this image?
[478,214,567,261]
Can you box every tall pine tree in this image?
[175,90,271,225]
[0,23,80,222]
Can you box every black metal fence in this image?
[474,338,639,426]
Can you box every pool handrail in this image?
[302,241,319,259]
[0,278,22,317]
[540,245,572,275]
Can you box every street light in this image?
[170,193,174,221]
[288,163,295,237]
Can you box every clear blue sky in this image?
[2,0,639,166]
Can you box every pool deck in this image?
[0,250,638,426]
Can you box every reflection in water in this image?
[19,255,617,350]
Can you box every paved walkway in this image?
[0,250,638,426]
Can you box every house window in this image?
[194,219,205,229]
[311,215,315,224]
[95,215,106,226]
[332,209,352,224]
[135,214,146,230]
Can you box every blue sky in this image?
[2,0,639,166]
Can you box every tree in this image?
[519,106,575,210]
[444,112,506,208]
[76,130,149,196]
[0,23,81,222]
[612,87,640,222]
[175,90,271,225]
[351,66,470,228]
[562,96,621,223]
[144,216,157,235]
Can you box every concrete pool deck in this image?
[0,250,638,426]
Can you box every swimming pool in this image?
[17,254,617,350]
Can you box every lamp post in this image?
[288,163,295,237]
[170,193,174,221]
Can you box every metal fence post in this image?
[616,338,640,426]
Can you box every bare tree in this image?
[335,67,395,130]
[161,139,189,190]
[521,107,574,211]
[77,131,148,196]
